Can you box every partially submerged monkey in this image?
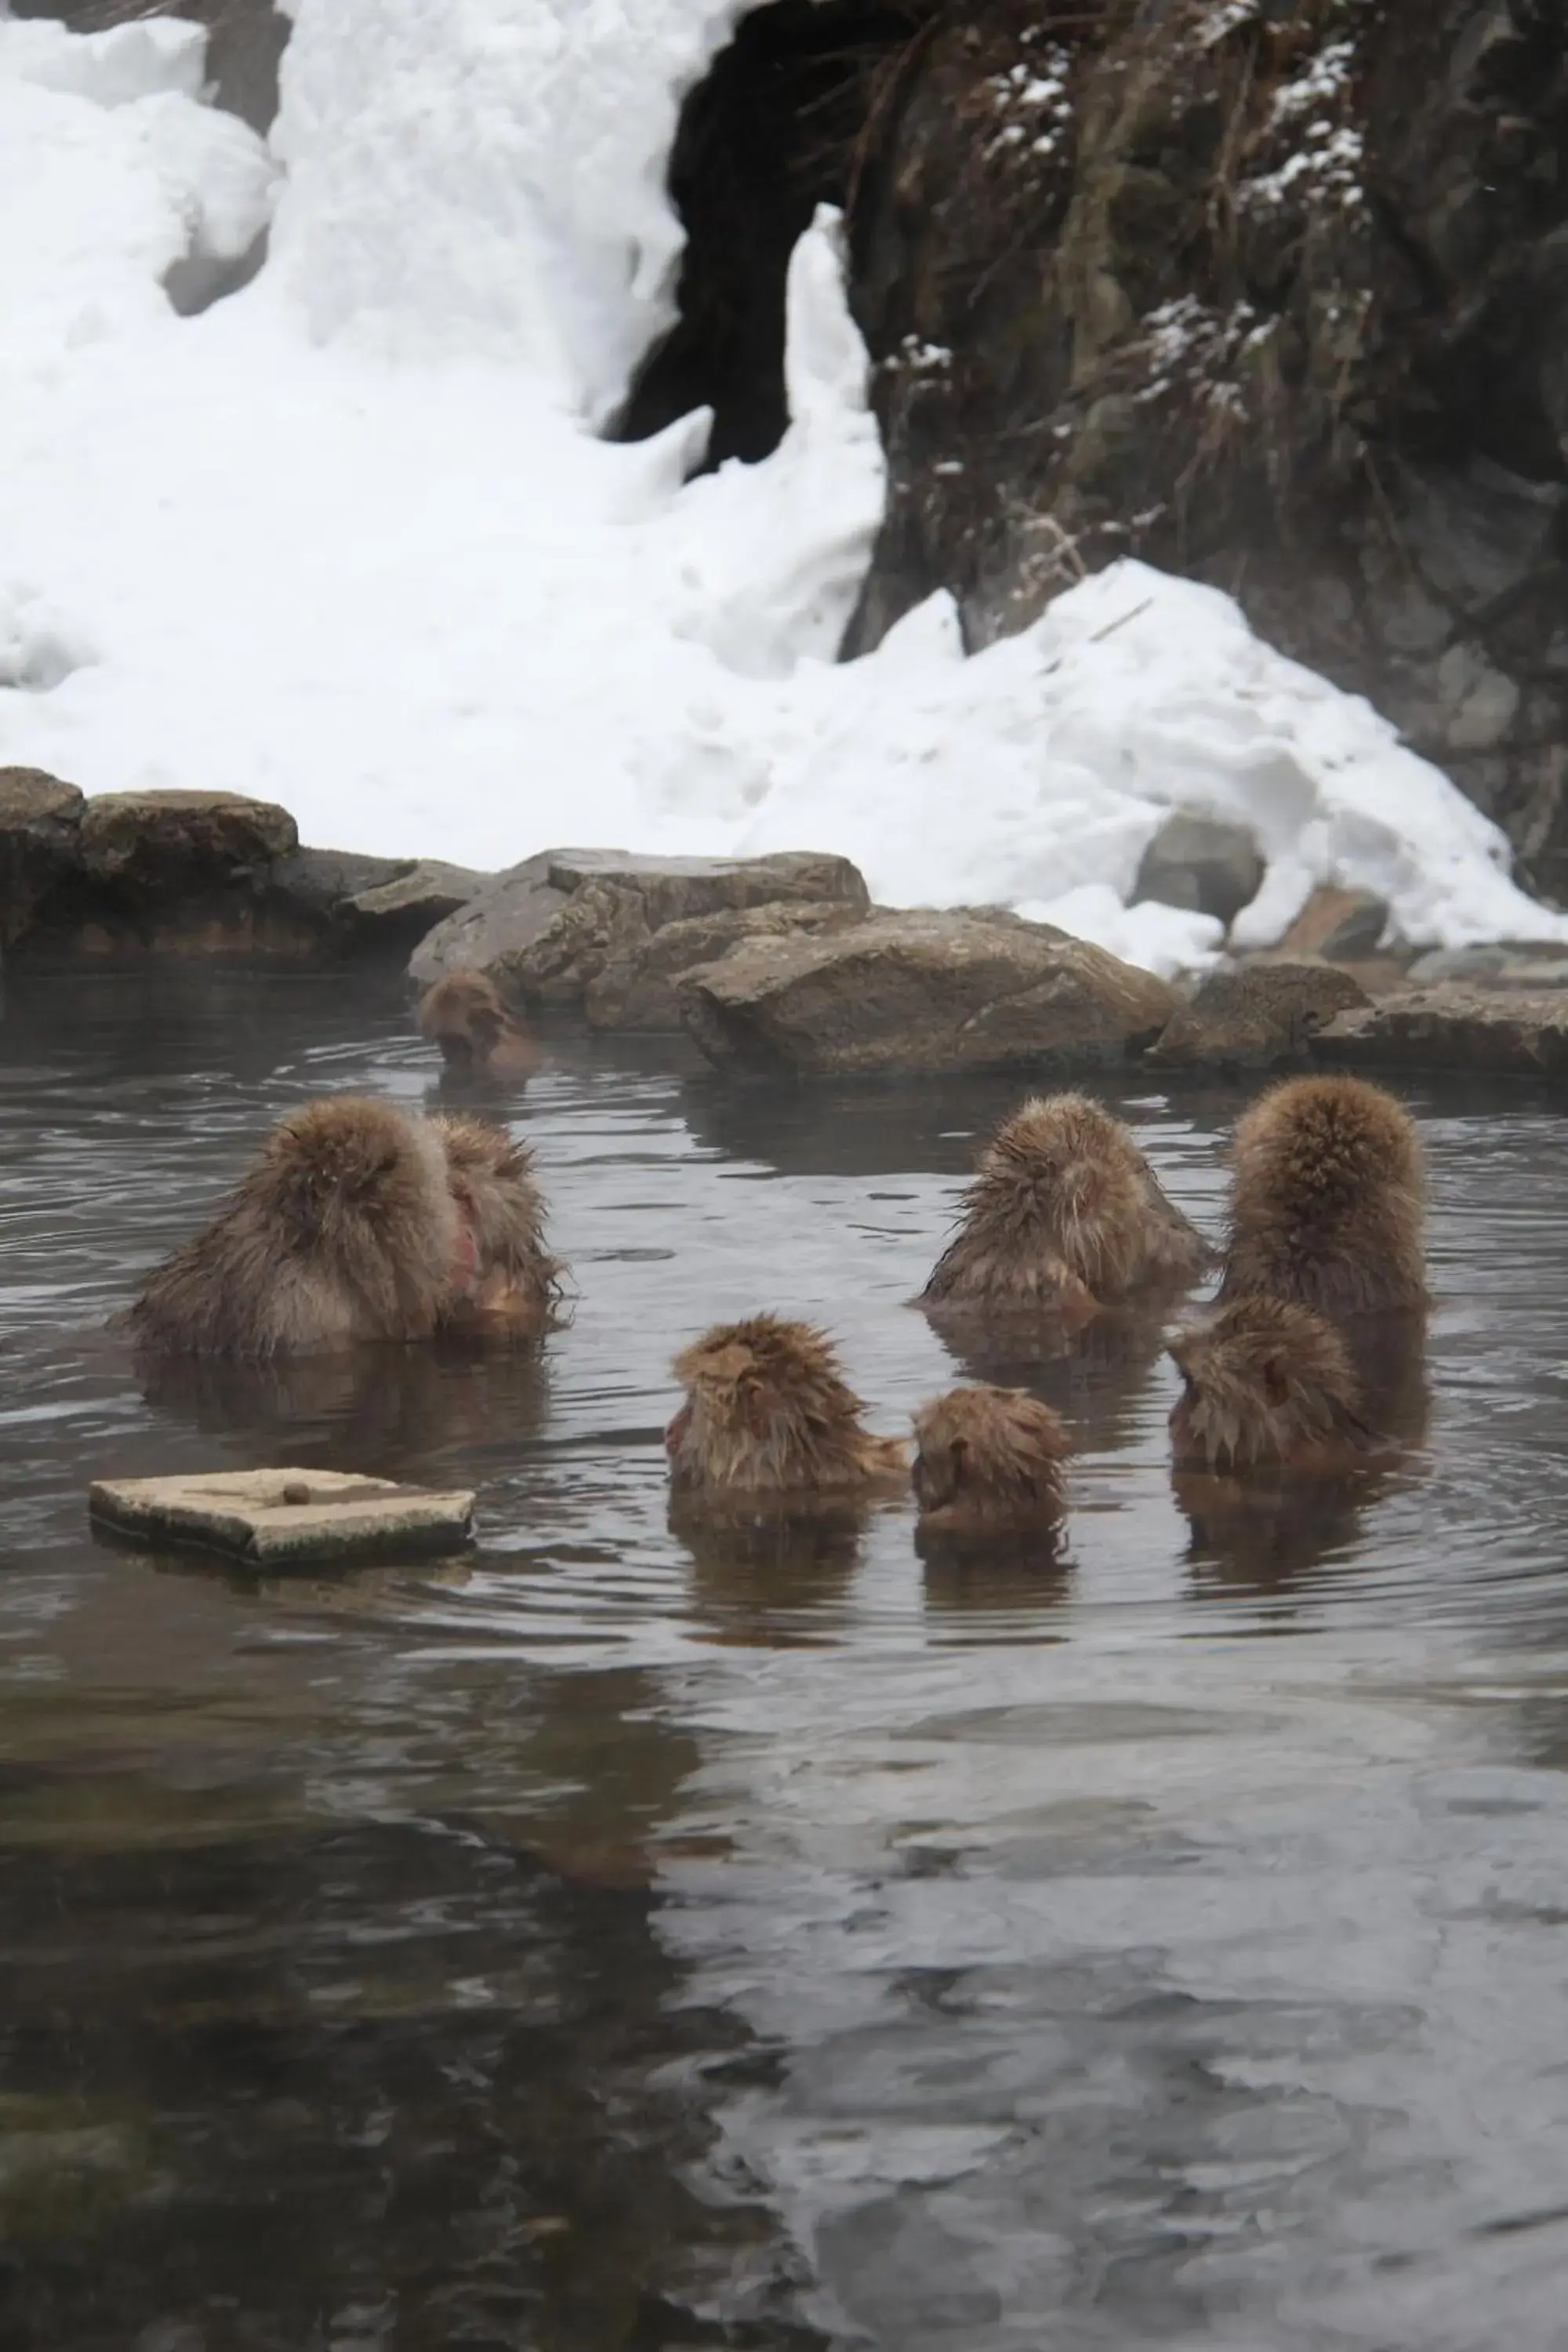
[665,1314,906,1500]
[1218,1074,1425,1319]
[129,1097,462,1357]
[921,1093,1209,1317]
[1167,1293,1377,1473]
[129,1096,562,1357]
[912,1385,1070,1533]
[418,969,540,1080]
[433,1114,564,1336]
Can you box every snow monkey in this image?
[1166,1294,1377,1473]
[418,969,541,1079]
[911,1385,1071,1533]
[920,1093,1210,1316]
[1217,1074,1425,1319]
[431,1113,564,1337]
[665,1315,907,1500]
[129,1097,562,1356]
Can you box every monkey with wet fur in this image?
[666,1315,907,1499]
[419,969,541,1080]
[129,1097,466,1358]
[912,1385,1070,1532]
[921,1093,1210,1317]
[434,1114,564,1336]
[1167,1294,1379,1473]
[1218,1074,1425,1319]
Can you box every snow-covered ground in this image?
[1,0,1563,978]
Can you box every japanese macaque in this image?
[129,1097,463,1357]
[434,1114,563,1337]
[912,1384,1070,1533]
[418,969,540,1080]
[1167,1294,1377,1473]
[920,1094,1210,1318]
[1218,1074,1425,1318]
[665,1315,907,1501]
[129,1097,564,1358]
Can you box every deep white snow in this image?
[1,0,1563,977]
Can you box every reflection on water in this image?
[4,972,1568,2347]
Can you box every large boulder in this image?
[1316,986,1568,1076]
[1133,813,1264,929]
[1148,963,1370,1074]
[0,767,85,946]
[407,848,870,1008]
[585,898,866,1032]
[678,909,1178,1077]
[79,789,297,898]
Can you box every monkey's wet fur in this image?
[912,1385,1070,1531]
[666,1315,907,1500]
[129,1097,562,1357]
[1167,1294,1381,1472]
[1218,1074,1425,1317]
[419,969,540,1078]
[921,1094,1210,1315]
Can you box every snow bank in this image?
[0,0,1563,982]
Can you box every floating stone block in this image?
[89,1468,476,1569]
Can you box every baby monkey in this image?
[1167,1294,1376,1473]
[912,1385,1070,1533]
[419,969,541,1079]
[921,1093,1209,1316]
[1218,1073,1425,1318]
[666,1315,906,1500]
[433,1114,563,1336]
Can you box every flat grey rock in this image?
[406,845,869,1004]
[89,1468,476,1569]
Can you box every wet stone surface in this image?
[4,970,1568,2347]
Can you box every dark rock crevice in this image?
[613,0,928,467]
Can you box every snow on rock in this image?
[0,0,1563,983]
[268,0,749,419]
[0,15,275,367]
[630,205,886,679]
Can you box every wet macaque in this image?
[1218,1074,1425,1317]
[912,1385,1070,1533]
[129,1097,463,1357]
[418,969,540,1079]
[434,1114,563,1336]
[920,1093,1209,1316]
[665,1315,907,1500]
[1167,1294,1377,1473]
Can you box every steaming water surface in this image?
[2,972,1568,2351]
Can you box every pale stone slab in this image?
[89,1468,476,1569]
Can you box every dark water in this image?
[3,971,1568,2352]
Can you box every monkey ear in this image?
[1260,1351,1290,1406]
[949,1436,968,1481]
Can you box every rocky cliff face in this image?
[844,0,1568,898]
